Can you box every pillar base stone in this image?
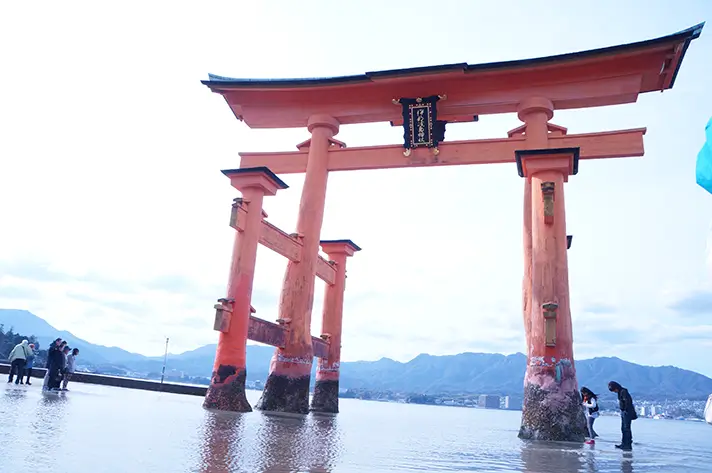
[255,374,311,414]
[203,366,252,412]
[518,380,587,441]
[310,379,339,413]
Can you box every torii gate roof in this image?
[203,23,703,129]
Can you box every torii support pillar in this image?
[204,167,288,412]
[516,147,587,441]
[310,239,361,414]
[256,115,340,414]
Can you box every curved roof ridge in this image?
[204,23,703,88]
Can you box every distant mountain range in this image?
[0,309,149,364]
[2,309,711,400]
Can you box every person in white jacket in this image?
[581,386,600,441]
[7,340,31,385]
[62,348,79,390]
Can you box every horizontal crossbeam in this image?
[231,205,336,285]
[247,315,286,347]
[238,128,646,174]
[311,337,329,358]
[246,316,330,358]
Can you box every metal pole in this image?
[160,337,169,386]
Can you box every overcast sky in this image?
[1,1,712,376]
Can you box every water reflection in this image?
[520,441,641,473]
[29,392,70,466]
[196,410,246,473]
[520,441,588,473]
[582,447,598,473]
[0,386,27,457]
[195,411,341,473]
[621,452,634,473]
[303,414,342,472]
[4,384,711,472]
[256,413,342,473]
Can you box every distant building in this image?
[501,395,522,410]
[478,395,500,409]
[640,406,646,416]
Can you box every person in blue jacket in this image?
[23,343,36,385]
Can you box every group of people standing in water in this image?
[43,338,79,391]
[581,381,638,451]
[7,338,79,391]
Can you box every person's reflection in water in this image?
[30,393,70,465]
[583,446,598,473]
[0,387,27,455]
[196,410,245,473]
[255,412,341,473]
[520,440,588,473]
[2,385,28,406]
[621,451,634,473]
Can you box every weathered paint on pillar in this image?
[518,97,553,357]
[256,115,340,414]
[516,145,587,441]
[522,177,533,353]
[310,239,361,414]
[204,167,288,412]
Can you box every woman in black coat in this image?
[44,339,65,391]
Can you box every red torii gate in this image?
[201,24,702,440]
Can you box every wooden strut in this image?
[212,302,329,357]
[229,200,336,285]
[247,314,329,358]
[223,199,332,358]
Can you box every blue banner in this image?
[696,117,712,195]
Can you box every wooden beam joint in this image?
[542,302,558,347]
[213,298,234,333]
[541,182,555,225]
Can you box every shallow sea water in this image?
[0,383,709,472]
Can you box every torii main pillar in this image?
[516,98,586,441]
[310,239,361,414]
[255,114,340,414]
[203,167,288,412]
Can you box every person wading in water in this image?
[608,381,638,451]
[24,343,36,385]
[7,340,32,384]
[44,339,65,391]
[581,387,599,443]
